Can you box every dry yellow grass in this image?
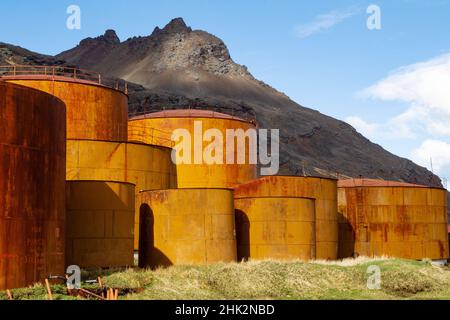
[110,258,450,300]
[1,258,449,300]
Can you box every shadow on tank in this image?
[138,203,172,269]
[338,212,356,259]
[235,209,250,262]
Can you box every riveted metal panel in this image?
[138,189,237,268]
[66,139,177,249]
[66,181,135,268]
[234,176,339,260]
[128,114,258,189]
[235,197,316,261]
[338,180,449,260]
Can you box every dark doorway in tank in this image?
[138,204,154,268]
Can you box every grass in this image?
[1,258,450,300]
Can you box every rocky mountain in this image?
[0,43,65,66]
[0,18,443,188]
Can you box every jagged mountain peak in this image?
[58,17,255,81]
[151,17,192,37]
[103,29,121,44]
[163,17,192,33]
[78,29,121,47]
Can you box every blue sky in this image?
[2,0,450,184]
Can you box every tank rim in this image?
[337,178,447,190]
[1,75,128,97]
[265,174,338,181]
[67,180,137,186]
[0,80,66,104]
[139,188,234,193]
[129,110,256,126]
[233,175,338,189]
[338,185,447,191]
[67,138,173,152]
[234,196,317,201]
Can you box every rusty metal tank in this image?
[234,176,339,260]
[66,181,135,268]
[128,110,258,188]
[4,75,128,141]
[66,139,177,249]
[235,197,316,261]
[338,179,449,260]
[0,81,66,290]
[138,189,237,268]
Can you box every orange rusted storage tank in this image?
[138,189,237,268]
[4,76,128,141]
[128,110,258,188]
[0,81,66,290]
[338,179,449,260]
[235,197,316,261]
[66,139,177,250]
[234,176,339,260]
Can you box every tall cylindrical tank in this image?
[0,81,66,290]
[338,179,449,260]
[138,189,237,268]
[235,197,316,261]
[66,139,177,249]
[234,176,339,260]
[128,110,258,188]
[66,181,135,268]
[4,77,128,141]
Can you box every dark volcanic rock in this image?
[0,43,65,66]
[156,17,192,34]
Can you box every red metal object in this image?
[0,81,67,290]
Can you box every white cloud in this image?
[360,53,450,136]
[345,115,415,141]
[362,54,450,109]
[295,7,360,39]
[351,53,450,181]
[345,116,379,138]
[412,139,450,179]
